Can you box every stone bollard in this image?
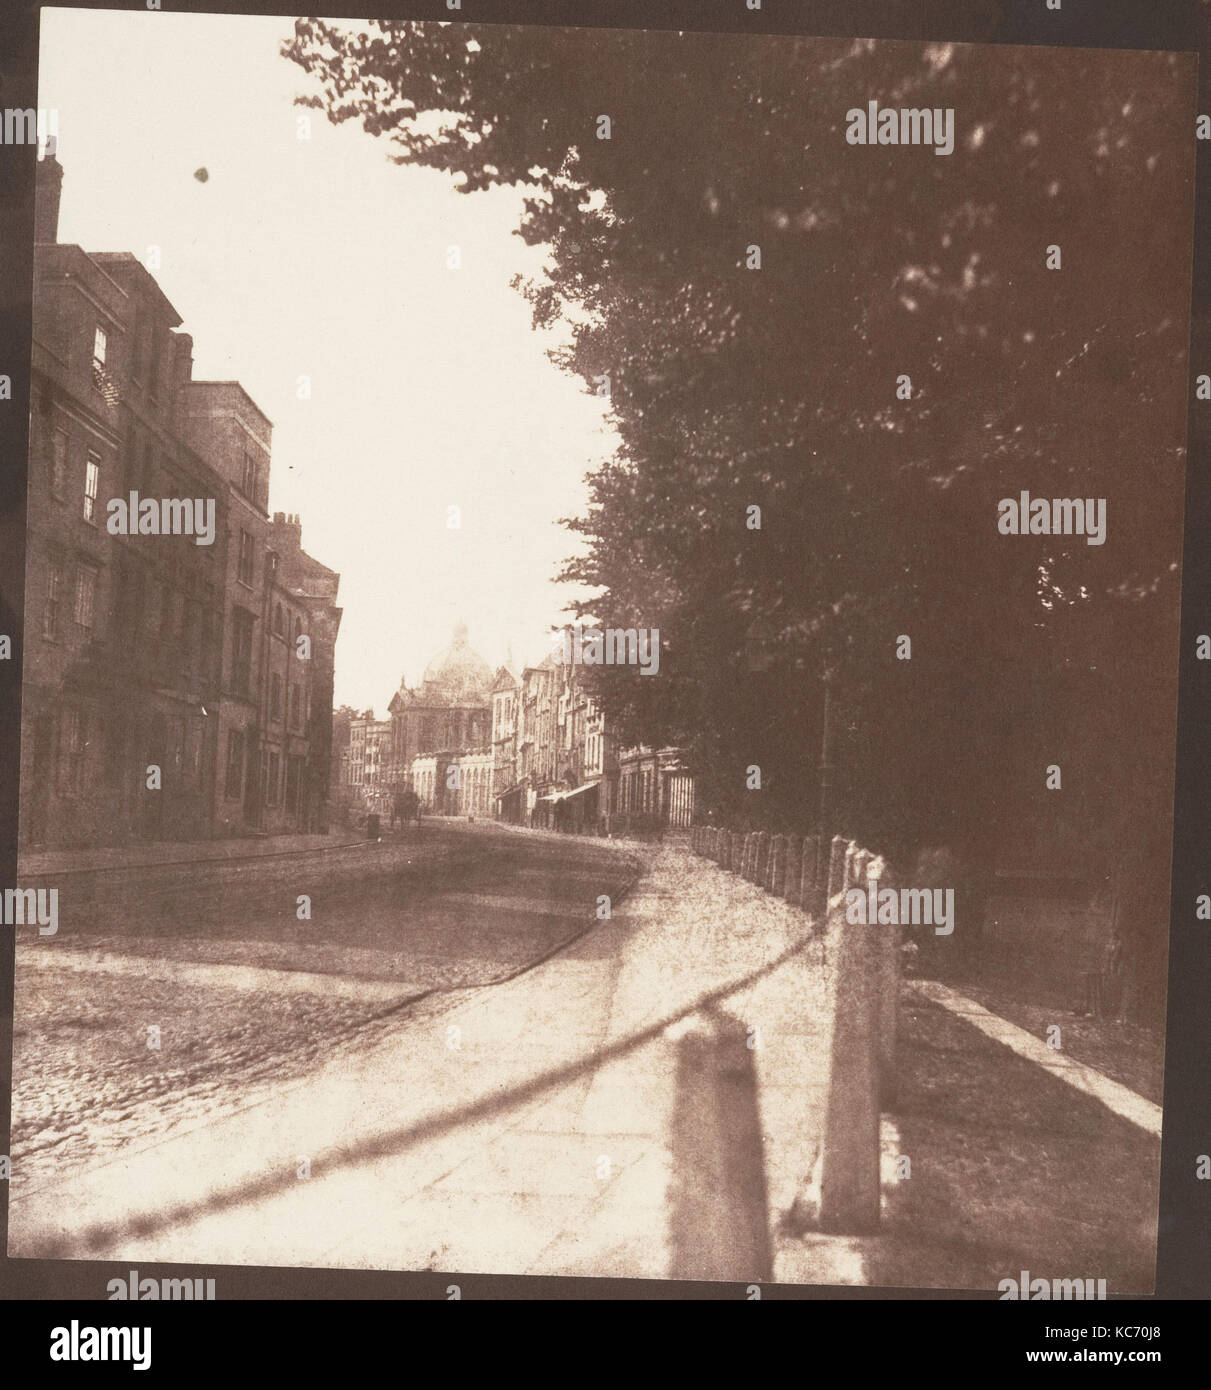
[867,855,900,1105]
[799,835,818,913]
[827,835,848,906]
[754,832,770,888]
[810,863,882,1233]
[852,847,872,890]
[769,835,787,895]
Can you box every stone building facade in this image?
[387,621,492,785]
[400,623,694,833]
[21,155,341,847]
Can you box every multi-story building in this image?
[490,667,523,822]
[342,712,393,812]
[387,622,693,834]
[617,746,695,829]
[21,154,341,847]
[506,631,691,832]
[387,621,492,783]
[269,512,342,831]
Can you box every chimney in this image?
[170,331,193,431]
[35,153,63,245]
[271,511,303,551]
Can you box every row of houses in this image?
[336,623,694,833]
[21,155,341,848]
[486,647,694,833]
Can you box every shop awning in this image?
[561,780,601,800]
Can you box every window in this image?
[83,453,100,523]
[290,686,301,728]
[237,530,255,586]
[231,608,254,698]
[242,450,258,501]
[286,756,303,816]
[91,326,114,399]
[270,672,283,720]
[74,562,98,630]
[43,558,63,639]
[225,729,245,800]
[273,603,284,636]
[49,429,67,498]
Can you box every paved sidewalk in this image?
[910,979,1162,1136]
[18,831,366,878]
[10,844,832,1282]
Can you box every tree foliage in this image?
[285,22,1190,1018]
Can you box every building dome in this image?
[420,621,493,704]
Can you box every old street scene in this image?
[7,17,1190,1290]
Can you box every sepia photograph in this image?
[4,8,1196,1296]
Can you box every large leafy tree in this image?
[285,22,1190,1020]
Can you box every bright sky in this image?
[40,8,615,712]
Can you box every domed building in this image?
[386,622,494,783]
[418,620,493,705]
